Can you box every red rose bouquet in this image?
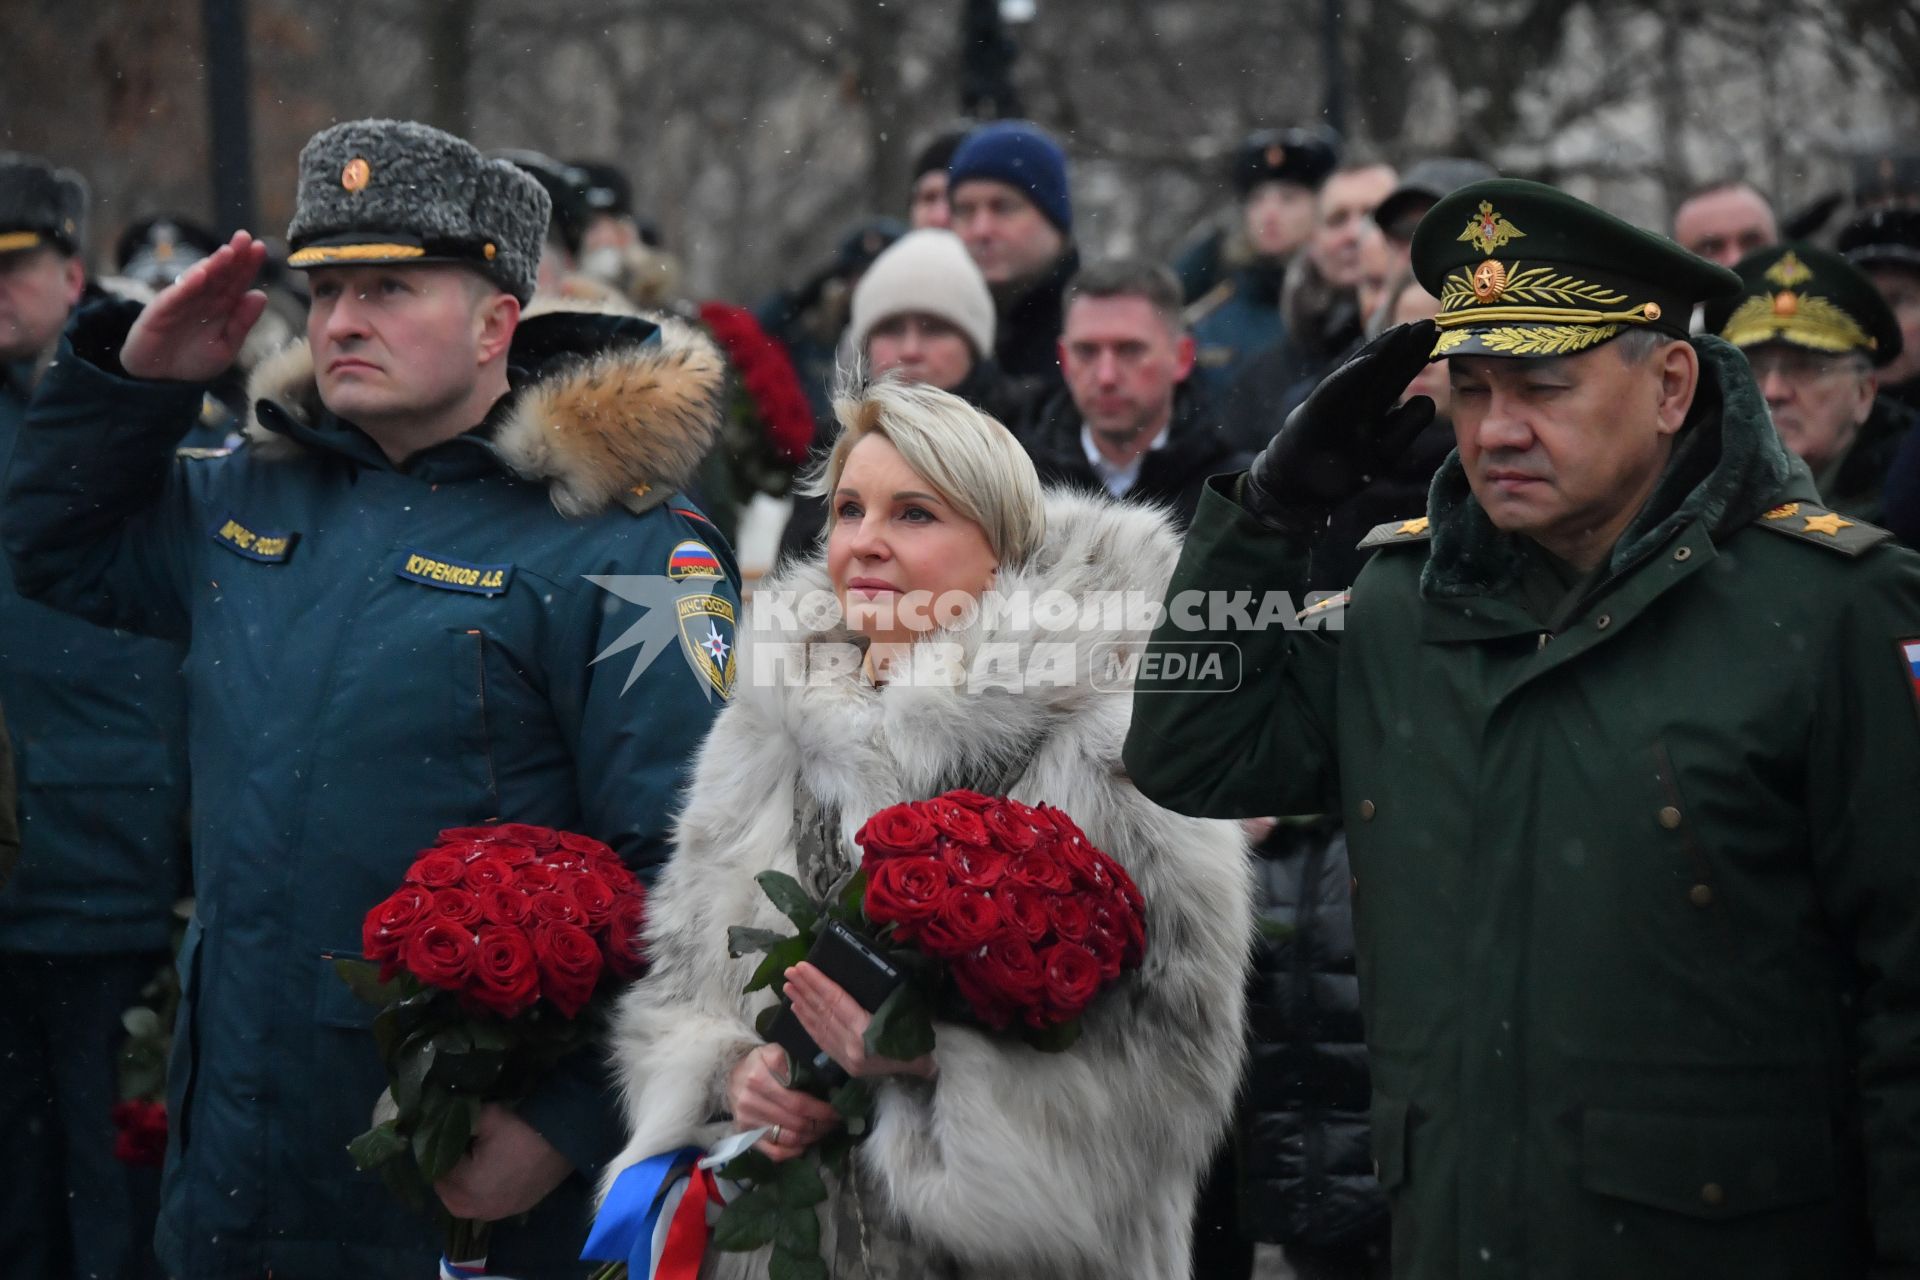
[337,823,649,1273]
[690,792,1146,1277]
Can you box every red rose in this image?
[1090,902,1144,972]
[926,801,989,847]
[462,857,515,891]
[1106,858,1147,921]
[567,871,618,929]
[1007,851,1073,893]
[530,891,585,927]
[407,851,467,889]
[1046,895,1093,943]
[981,803,1039,854]
[490,842,540,867]
[438,825,504,844]
[362,885,435,970]
[533,921,604,1017]
[468,925,541,1018]
[996,882,1053,944]
[855,805,941,861]
[478,884,531,927]
[603,893,649,980]
[558,831,617,860]
[941,790,998,812]
[403,919,479,991]
[915,888,1002,958]
[545,849,588,871]
[974,935,1046,1005]
[492,823,561,852]
[950,956,1017,1030]
[1040,941,1104,1019]
[516,864,559,893]
[432,887,484,930]
[862,857,953,932]
[111,1100,168,1168]
[941,840,1009,889]
[592,856,639,891]
[1083,921,1125,982]
[436,839,495,864]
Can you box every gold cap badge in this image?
[1264,144,1286,168]
[1457,201,1525,257]
[341,157,372,193]
[1471,259,1509,302]
[1764,250,1812,289]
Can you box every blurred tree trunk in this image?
[423,0,477,136]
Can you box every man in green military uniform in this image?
[2,120,735,1279]
[1706,241,1913,523]
[1124,178,1920,1277]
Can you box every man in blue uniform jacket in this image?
[1,119,738,1280]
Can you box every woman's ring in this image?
[770,1124,782,1145]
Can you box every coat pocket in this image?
[167,906,211,1156]
[1580,1107,1837,1219]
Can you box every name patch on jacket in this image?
[210,515,298,563]
[397,551,514,596]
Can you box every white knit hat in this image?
[849,229,997,358]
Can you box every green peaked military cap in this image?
[1412,177,1741,359]
[285,119,552,303]
[1704,240,1903,367]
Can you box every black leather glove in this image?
[1242,319,1440,535]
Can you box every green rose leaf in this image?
[864,982,936,1062]
[410,1095,476,1182]
[769,1241,830,1280]
[710,1184,781,1252]
[729,926,793,958]
[745,935,810,995]
[755,871,820,933]
[345,1118,409,1172]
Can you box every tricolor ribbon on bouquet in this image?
[439,1257,507,1280]
[583,1134,754,1279]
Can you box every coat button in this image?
[1689,884,1714,908]
[1658,805,1682,829]
[1701,1182,1726,1207]
[1358,799,1377,821]
[1595,614,1612,630]
[1673,546,1693,561]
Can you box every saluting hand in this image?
[1243,319,1440,532]
[121,230,271,382]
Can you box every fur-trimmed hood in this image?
[242,303,726,517]
[606,488,1254,1279]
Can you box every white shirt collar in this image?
[1080,421,1171,498]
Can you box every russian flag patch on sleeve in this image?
[1900,639,1920,718]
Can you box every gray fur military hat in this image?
[0,152,89,257]
[285,119,552,302]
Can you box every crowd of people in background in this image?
[4,110,1920,1280]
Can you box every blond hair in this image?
[804,375,1045,568]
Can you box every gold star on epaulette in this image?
[1397,517,1429,535]
[1803,511,1853,536]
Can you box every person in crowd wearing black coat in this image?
[949,120,1080,405]
[1018,258,1248,530]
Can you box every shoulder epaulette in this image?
[1295,588,1350,625]
[175,445,234,461]
[1357,515,1433,550]
[1182,279,1236,328]
[1751,500,1891,557]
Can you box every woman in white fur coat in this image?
[607,378,1252,1279]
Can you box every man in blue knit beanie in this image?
[949,120,1078,402]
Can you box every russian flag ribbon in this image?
[582,1147,707,1277]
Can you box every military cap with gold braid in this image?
[1411,178,1740,360]
[0,152,88,258]
[1704,241,1903,367]
[285,119,552,303]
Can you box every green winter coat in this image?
[1123,337,1920,1278]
